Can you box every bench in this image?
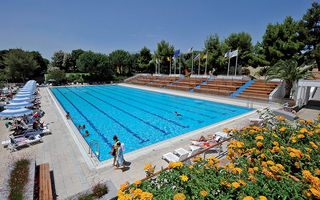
[39,163,53,200]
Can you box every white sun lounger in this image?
[162,150,189,163]
[272,109,297,121]
[7,135,43,152]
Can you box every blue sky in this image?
[0,0,315,59]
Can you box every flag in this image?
[186,47,193,54]
[193,54,200,62]
[224,50,230,58]
[203,54,207,60]
[174,49,180,58]
[229,50,238,58]
[167,57,170,61]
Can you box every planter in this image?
[0,158,35,200]
[65,180,118,200]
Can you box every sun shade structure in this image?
[4,101,33,109]
[0,108,33,117]
[10,97,34,103]
[15,93,34,98]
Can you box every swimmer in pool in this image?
[174,111,182,116]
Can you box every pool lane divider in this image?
[98,86,217,119]
[75,88,172,136]
[86,87,189,129]
[65,87,150,143]
[93,86,204,123]
[55,88,113,152]
[113,85,237,113]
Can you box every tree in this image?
[51,50,65,70]
[4,49,39,82]
[30,51,49,76]
[47,69,66,84]
[137,47,152,73]
[71,49,85,72]
[62,53,73,72]
[109,50,130,74]
[302,2,320,70]
[262,16,305,66]
[154,40,174,74]
[266,59,314,98]
[225,32,253,68]
[249,42,269,67]
[76,51,96,73]
[203,34,226,74]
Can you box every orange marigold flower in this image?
[253,167,259,171]
[273,141,279,146]
[257,141,263,148]
[310,188,320,199]
[270,166,280,173]
[315,169,320,174]
[299,120,305,123]
[243,196,254,200]
[144,163,151,170]
[173,193,186,200]
[134,180,142,185]
[256,135,264,140]
[232,182,240,188]
[261,154,266,159]
[297,134,305,139]
[306,120,313,123]
[248,168,254,173]
[262,162,267,167]
[277,116,285,120]
[279,127,286,132]
[289,152,296,158]
[179,174,188,182]
[235,167,243,173]
[300,128,308,133]
[310,142,319,149]
[295,162,301,169]
[267,160,275,165]
[189,165,194,169]
[276,164,284,170]
[239,179,247,186]
[259,196,268,200]
[140,191,153,200]
[199,190,208,197]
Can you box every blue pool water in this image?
[51,85,253,161]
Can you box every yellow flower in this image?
[168,162,183,169]
[259,196,268,200]
[189,165,194,169]
[279,127,286,132]
[277,116,285,120]
[235,167,243,173]
[239,179,247,186]
[243,196,254,200]
[253,167,259,171]
[256,135,264,140]
[261,161,267,167]
[179,174,188,182]
[144,163,151,170]
[261,154,266,159]
[310,188,320,199]
[257,141,263,148]
[273,141,279,146]
[300,128,308,133]
[134,180,142,185]
[297,134,305,139]
[232,182,240,188]
[173,193,186,200]
[199,190,208,197]
[310,141,319,149]
[133,188,143,198]
[267,160,274,165]
[289,152,296,158]
[299,119,305,123]
[120,183,127,191]
[140,191,153,200]
[276,164,284,170]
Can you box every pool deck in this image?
[0,84,286,199]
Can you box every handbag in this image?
[110,146,116,156]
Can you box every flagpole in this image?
[159,59,161,74]
[227,56,230,76]
[198,54,200,75]
[191,51,194,75]
[155,59,157,74]
[205,51,208,75]
[169,56,172,75]
[179,54,181,75]
[234,50,238,76]
[174,58,176,74]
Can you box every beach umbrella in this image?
[0,108,33,117]
[10,97,34,103]
[15,93,34,98]
[4,101,33,109]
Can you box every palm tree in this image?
[266,59,314,98]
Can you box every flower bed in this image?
[118,111,320,199]
[78,183,108,200]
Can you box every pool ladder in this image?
[89,140,100,159]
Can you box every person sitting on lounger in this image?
[191,135,215,142]
[192,135,222,148]
[66,112,71,119]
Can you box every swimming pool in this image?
[51,85,254,161]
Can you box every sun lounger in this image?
[7,135,43,152]
[272,109,297,121]
[162,150,189,163]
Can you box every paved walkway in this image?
[0,85,282,199]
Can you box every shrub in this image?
[8,159,30,200]
[119,110,320,199]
